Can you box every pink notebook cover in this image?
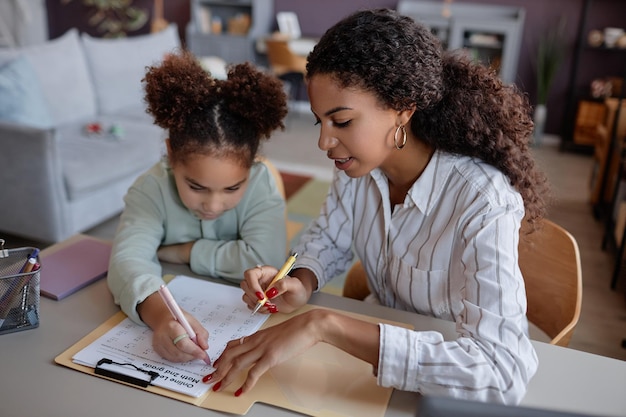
[40,237,112,300]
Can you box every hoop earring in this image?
[394,125,407,150]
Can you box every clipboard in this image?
[55,304,413,417]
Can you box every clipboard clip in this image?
[95,358,159,388]
[0,239,8,259]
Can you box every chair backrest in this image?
[264,38,307,77]
[518,219,582,347]
[343,219,583,347]
[257,156,286,200]
[257,157,289,256]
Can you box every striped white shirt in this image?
[292,150,538,404]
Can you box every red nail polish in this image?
[266,287,278,299]
[202,374,213,383]
[268,305,278,314]
[212,381,222,392]
[255,291,265,300]
[234,388,243,397]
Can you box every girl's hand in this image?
[151,309,210,363]
[157,241,194,264]
[240,265,312,314]
[204,309,324,395]
[138,292,210,363]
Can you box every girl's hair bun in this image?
[220,62,288,138]
[144,50,220,131]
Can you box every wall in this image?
[46,0,190,44]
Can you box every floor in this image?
[4,109,626,362]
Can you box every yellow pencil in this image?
[251,253,298,315]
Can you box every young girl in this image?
[207,9,550,404]
[107,50,288,364]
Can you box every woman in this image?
[205,9,549,404]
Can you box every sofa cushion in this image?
[0,56,53,128]
[56,116,165,200]
[0,29,98,126]
[81,24,181,115]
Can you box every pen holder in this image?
[0,246,41,335]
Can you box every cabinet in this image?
[397,1,525,84]
[186,0,273,64]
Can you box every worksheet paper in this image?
[72,276,268,397]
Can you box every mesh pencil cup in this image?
[0,245,41,335]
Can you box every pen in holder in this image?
[0,241,41,335]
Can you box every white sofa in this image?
[0,25,181,243]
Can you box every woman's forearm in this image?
[290,267,319,299]
[313,308,380,368]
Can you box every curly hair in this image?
[143,50,288,167]
[306,9,550,227]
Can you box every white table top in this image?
[1,237,625,417]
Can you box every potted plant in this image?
[533,17,567,144]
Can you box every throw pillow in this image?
[0,56,52,128]
[0,28,99,126]
[81,24,181,115]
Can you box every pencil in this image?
[158,284,211,365]
[251,253,298,315]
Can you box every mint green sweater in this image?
[107,160,287,324]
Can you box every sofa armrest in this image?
[0,120,69,243]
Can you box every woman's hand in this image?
[157,241,194,264]
[204,309,325,395]
[204,309,380,396]
[240,265,315,314]
[138,292,210,363]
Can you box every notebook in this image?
[40,236,112,300]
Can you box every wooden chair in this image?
[258,156,285,200]
[264,37,307,77]
[257,157,293,255]
[342,219,583,347]
[518,219,582,347]
[264,37,307,101]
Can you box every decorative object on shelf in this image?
[587,29,604,47]
[150,0,168,34]
[590,76,624,99]
[276,11,301,39]
[532,104,548,146]
[590,78,613,98]
[442,0,453,18]
[532,16,567,144]
[227,13,251,35]
[210,16,222,34]
[61,0,149,38]
[603,27,624,48]
[198,7,211,34]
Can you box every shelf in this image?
[584,45,626,53]
[397,1,524,84]
[186,0,273,64]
